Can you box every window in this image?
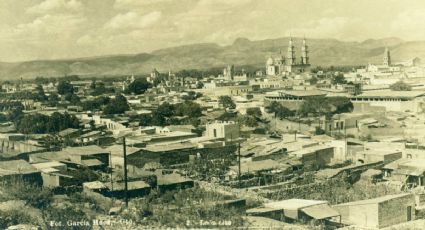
[407,206,412,221]
[213,129,217,138]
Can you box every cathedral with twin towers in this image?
[266,37,311,75]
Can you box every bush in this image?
[0,209,35,229]
[315,127,325,135]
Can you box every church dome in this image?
[275,56,284,62]
[266,57,274,65]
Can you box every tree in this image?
[47,93,59,106]
[0,209,35,229]
[182,91,202,101]
[17,113,50,134]
[219,96,236,109]
[315,127,326,135]
[240,115,258,127]
[57,81,74,95]
[196,81,204,89]
[34,76,51,85]
[7,107,24,123]
[149,102,175,126]
[64,93,80,105]
[246,107,262,117]
[90,80,96,90]
[217,112,237,121]
[33,84,47,101]
[82,96,110,111]
[299,96,353,118]
[309,76,318,85]
[16,112,80,134]
[90,81,110,96]
[267,101,294,119]
[103,94,129,115]
[155,102,175,118]
[89,120,96,130]
[331,74,346,85]
[126,78,151,94]
[139,114,153,126]
[174,101,203,118]
[390,81,412,91]
[327,97,353,114]
[299,96,331,117]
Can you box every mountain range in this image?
[0,36,424,80]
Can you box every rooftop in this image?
[105,145,141,156]
[353,90,425,99]
[357,149,402,156]
[279,90,327,97]
[229,159,280,174]
[143,141,196,152]
[290,145,334,157]
[264,199,327,210]
[107,180,150,190]
[31,161,66,170]
[58,128,79,137]
[0,160,39,176]
[157,173,193,185]
[334,193,412,206]
[80,131,101,138]
[60,145,108,156]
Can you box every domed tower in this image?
[383,47,391,66]
[275,51,285,74]
[266,57,274,66]
[286,37,296,66]
[266,57,276,76]
[300,37,309,65]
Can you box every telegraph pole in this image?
[123,137,128,208]
[344,124,348,160]
[238,141,241,188]
[109,151,113,192]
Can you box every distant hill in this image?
[0,36,424,80]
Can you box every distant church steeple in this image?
[300,37,309,65]
[286,37,296,66]
[383,47,391,66]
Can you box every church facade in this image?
[266,37,311,75]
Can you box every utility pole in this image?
[344,123,348,160]
[109,151,113,192]
[238,141,241,189]
[274,112,277,132]
[298,115,301,131]
[123,137,128,208]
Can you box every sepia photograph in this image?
[1,0,425,229]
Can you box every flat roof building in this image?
[334,193,415,229]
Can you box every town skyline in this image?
[1,0,425,62]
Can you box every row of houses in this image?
[247,193,417,229]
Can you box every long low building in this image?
[0,160,42,185]
[333,193,415,229]
[350,90,425,113]
[264,90,327,110]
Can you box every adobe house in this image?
[0,160,42,185]
[333,193,415,229]
[383,158,425,188]
[29,145,110,171]
[261,199,340,223]
[32,161,75,188]
[289,145,334,170]
[83,180,151,199]
[355,149,402,165]
[157,173,194,193]
[126,142,236,168]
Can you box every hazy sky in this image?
[1,0,425,62]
